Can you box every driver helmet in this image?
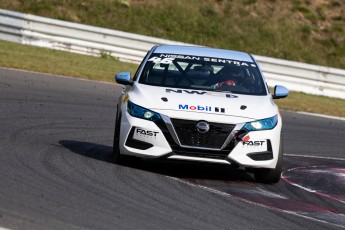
[213,66,244,89]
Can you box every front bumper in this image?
[119,110,282,169]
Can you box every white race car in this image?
[113,45,288,183]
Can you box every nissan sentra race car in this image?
[113,45,288,183]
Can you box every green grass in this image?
[0,0,344,69]
[0,40,138,82]
[1,40,344,117]
[274,90,345,117]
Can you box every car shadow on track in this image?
[59,140,255,182]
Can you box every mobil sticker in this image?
[178,104,212,112]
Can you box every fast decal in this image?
[148,54,257,67]
[136,128,159,137]
[166,89,238,98]
[242,141,265,146]
[179,104,212,112]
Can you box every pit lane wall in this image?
[1,8,345,99]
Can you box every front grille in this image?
[170,119,235,149]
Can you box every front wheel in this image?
[254,138,283,184]
[113,114,125,164]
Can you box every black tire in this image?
[254,138,283,184]
[113,113,125,164]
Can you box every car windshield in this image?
[139,53,267,96]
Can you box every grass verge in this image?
[0,40,138,82]
[0,40,344,117]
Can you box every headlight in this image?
[127,100,161,122]
[243,115,278,131]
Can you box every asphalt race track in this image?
[1,68,345,230]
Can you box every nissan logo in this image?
[196,121,210,134]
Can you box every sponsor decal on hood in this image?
[178,104,226,113]
[166,88,238,98]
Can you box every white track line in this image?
[282,165,345,204]
[0,67,115,85]
[168,154,345,228]
[285,154,345,161]
[296,111,345,121]
[168,176,345,229]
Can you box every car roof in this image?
[153,45,254,63]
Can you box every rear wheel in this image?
[254,138,283,184]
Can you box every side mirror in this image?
[115,72,133,85]
[273,85,288,99]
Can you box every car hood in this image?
[128,84,277,120]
